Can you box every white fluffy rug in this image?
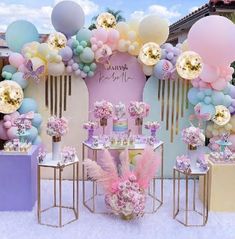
[0,180,235,239]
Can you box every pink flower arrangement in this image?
[128,101,150,119]
[83,121,98,130]
[176,155,191,172]
[105,174,145,218]
[84,147,161,219]
[144,121,160,131]
[47,116,68,137]
[14,112,34,136]
[94,100,113,120]
[61,146,76,163]
[181,125,205,147]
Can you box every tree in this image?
[89,8,126,30]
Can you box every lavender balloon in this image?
[51,1,85,37]
[59,46,73,62]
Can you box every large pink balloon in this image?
[200,64,219,83]
[0,121,8,140]
[188,16,235,66]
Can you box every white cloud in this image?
[189,6,199,13]
[130,4,181,24]
[0,0,99,33]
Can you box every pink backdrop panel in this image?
[85,52,146,134]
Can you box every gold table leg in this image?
[37,166,41,224]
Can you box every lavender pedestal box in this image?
[0,146,39,211]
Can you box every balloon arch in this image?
[0,0,235,150]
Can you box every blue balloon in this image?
[26,126,38,142]
[153,59,173,80]
[200,103,215,119]
[204,96,212,105]
[211,91,224,105]
[188,88,200,105]
[223,95,232,107]
[197,91,205,101]
[33,136,42,145]
[2,65,17,74]
[204,89,212,96]
[76,28,92,42]
[18,98,38,114]
[12,72,28,89]
[5,20,39,53]
[32,113,43,128]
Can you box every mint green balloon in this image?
[76,28,92,42]
[83,65,90,73]
[72,40,79,48]
[80,40,87,48]
[90,63,97,71]
[76,45,84,54]
[80,47,94,63]
[5,20,39,53]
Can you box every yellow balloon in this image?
[37,43,51,60]
[128,18,140,32]
[139,15,169,45]
[176,51,203,80]
[181,39,189,52]
[139,42,161,66]
[212,105,231,126]
[116,22,129,38]
[96,12,117,29]
[47,32,67,51]
[142,65,153,76]
[0,80,24,114]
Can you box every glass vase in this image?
[86,128,94,144]
[52,136,61,161]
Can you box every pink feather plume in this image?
[119,148,130,177]
[134,146,161,189]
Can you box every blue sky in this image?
[0,0,208,33]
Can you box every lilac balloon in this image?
[72,63,79,71]
[166,52,174,60]
[51,1,85,37]
[68,59,74,66]
[67,38,75,47]
[75,69,81,76]
[66,66,73,73]
[59,46,73,62]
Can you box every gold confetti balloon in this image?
[176,51,203,80]
[0,80,24,114]
[47,32,67,51]
[139,42,161,66]
[96,12,117,29]
[212,105,231,126]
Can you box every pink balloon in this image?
[228,135,235,152]
[211,78,227,90]
[7,127,19,140]
[66,66,73,73]
[18,64,27,73]
[92,28,108,43]
[0,121,9,140]
[3,121,11,129]
[192,77,211,89]
[188,15,235,66]
[3,115,11,121]
[108,29,120,43]
[9,53,25,68]
[10,111,20,118]
[200,64,219,83]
